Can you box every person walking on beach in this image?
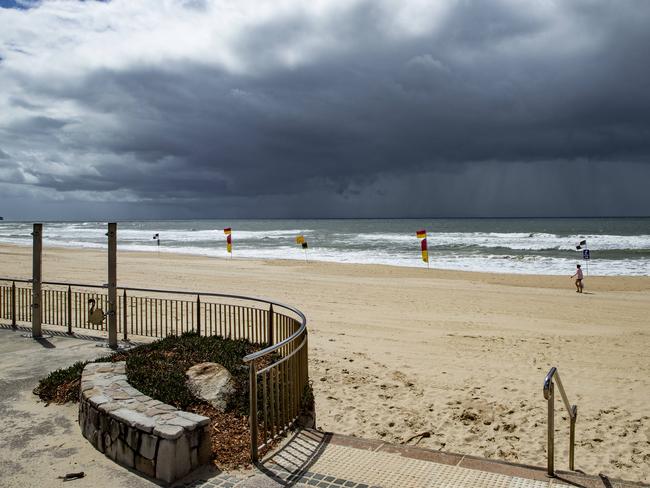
[570,264,584,293]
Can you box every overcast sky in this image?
[1,0,649,220]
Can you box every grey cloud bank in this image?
[1,0,649,220]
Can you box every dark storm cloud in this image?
[1,0,650,219]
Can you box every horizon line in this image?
[1,216,650,223]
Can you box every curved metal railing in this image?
[543,367,578,477]
[244,308,308,462]
[0,277,309,462]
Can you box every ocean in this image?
[0,218,649,276]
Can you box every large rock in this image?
[185,362,234,412]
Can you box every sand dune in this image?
[1,243,649,482]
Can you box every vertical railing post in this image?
[11,281,16,327]
[107,223,118,349]
[249,360,258,463]
[305,330,309,384]
[569,406,577,471]
[67,285,72,334]
[122,290,128,341]
[267,304,274,346]
[31,223,43,338]
[196,295,201,336]
[547,381,555,477]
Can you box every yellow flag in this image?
[296,235,305,245]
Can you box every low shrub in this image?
[34,332,262,415]
[33,360,87,404]
[124,333,259,414]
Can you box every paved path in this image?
[0,325,646,488]
[0,325,159,488]
[185,429,646,488]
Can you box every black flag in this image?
[576,239,586,250]
[302,242,308,249]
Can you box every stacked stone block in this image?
[79,362,211,484]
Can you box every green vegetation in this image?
[34,332,262,414]
[34,354,118,403]
[125,333,258,414]
[33,360,88,404]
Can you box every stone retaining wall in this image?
[79,362,211,484]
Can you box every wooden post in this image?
[107,223,118,349]
[32,223,43,338]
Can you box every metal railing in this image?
[244,309,308,463]
[543,367,577,477]
[0,277,309,462]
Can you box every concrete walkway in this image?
[0,325,160,488]
[0,325,646,488]
[185,429,647,488]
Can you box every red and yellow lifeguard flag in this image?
[416,229,427,239]
[226,234,232,253]
[224,228,232,254]
[420,238,429,263]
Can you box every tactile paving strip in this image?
[187,428,574,488]
[265,434,573,488]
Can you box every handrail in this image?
[543,367,578,477]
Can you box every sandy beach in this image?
[1,243,649,483]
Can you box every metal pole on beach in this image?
[107,223,118,349]
[31,223,43,338]
[547,381,555,476]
